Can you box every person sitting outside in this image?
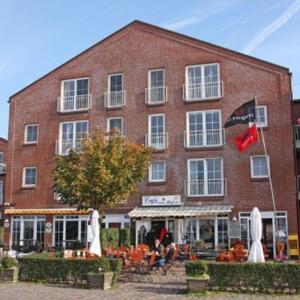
[151,238,166,272]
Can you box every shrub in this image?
[207,262,300,294]
[18,255,120,286]
[100,228,119,249]
[109,258,122,283]
[1,256,17,269]
[185,260,208,279]
[119,228,131,247]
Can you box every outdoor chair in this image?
[164,248,178,276]
[137,252,156,282]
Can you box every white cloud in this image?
[242,0,300,54]
[162,15,205,31]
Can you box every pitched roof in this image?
[9,20,290,102]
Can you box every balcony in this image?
[145,133,168,150]
[185,178,226,197]
[57,94,92,113]
[184,129,225,148]
[183,81,223,101]
[294,125,300,148]
[104,91,126,108]
[145,86,167,105]
[0,163,6,174]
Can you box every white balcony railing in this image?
[55,139,84,156]
[183,81,223,101]
[0,163,6,174]
[145,86,167,105]
[184,129,225,148]
[57,94,91,113]
[185,179,226,197]
[145,133,168,150]
[294,125,300,148]
[104,91,126,108]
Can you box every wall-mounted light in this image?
[232,216,237,222]
[3,218,10,228]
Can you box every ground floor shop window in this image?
[54,215,88,249]
[11,216,45,250]
[239,211,288,258]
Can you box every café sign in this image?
[142,195,181,207]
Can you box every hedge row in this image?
[207,262,300,294]
[100,228,131,249]
[18,256,122,286]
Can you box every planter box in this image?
[187,277,209,292]
[87,272,113,289]
[1,267,19,282]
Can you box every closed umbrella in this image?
[89,210,102,257]
[248,207,265,263]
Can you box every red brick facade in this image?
[0,137,7,222]
[3,21,298,250]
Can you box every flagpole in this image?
[254,96,279,259]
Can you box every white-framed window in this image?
[187,158,224,196]
[0,152,3,163]
[147,114,167,149]
[146,69,166,104]
[0,180,3,204]
[105,73,125,108]
[60,78,90,112]
[107,117,123,135]
[250,155,269,178]
[59,120,88,155]
[23,167,37,188]
[255,105,268,128]
[24,124,39,144]
[185,110,222,147]
[149,161,166,182]
[185,63,221,100]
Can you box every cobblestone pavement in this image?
[0,267,299,300]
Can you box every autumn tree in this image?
[53,130,152,215]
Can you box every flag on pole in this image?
[224,99,256,128]
[234,124,258,152]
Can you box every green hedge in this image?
[207,263,300,294]
[185,260,208,278]
[18,256,122,286]
[100,228,120,249]
[100,228,131,249]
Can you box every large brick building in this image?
[3,21,298,256]
[0,137,7,222]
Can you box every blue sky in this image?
[1,0,300,138]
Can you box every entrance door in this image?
[262,218,273,258]
[65,220,79,249]
[151,220,166,240]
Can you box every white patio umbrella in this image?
[248,207,265,263]
[89,210,102,257]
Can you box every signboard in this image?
[228,221,241,239]
[142,195,181,207]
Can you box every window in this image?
[147,69,166,104]
[23,167,37,187]
[60,78,90,112]
[251,155,269,178]
[105,74,125,107]
[0,152,3,163]
[255,105,268,127]
[59,121,88,155]
[185,63,221,100]
[0,180,3,204]
[149,161,166,182]
[107,117,123,135]
[25,124,39,144]
[187,158,224,196]
[186,110,222,147]
[147,114,166,149]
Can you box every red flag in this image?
[234,124,258,152]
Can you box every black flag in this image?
[224,99,256,128]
